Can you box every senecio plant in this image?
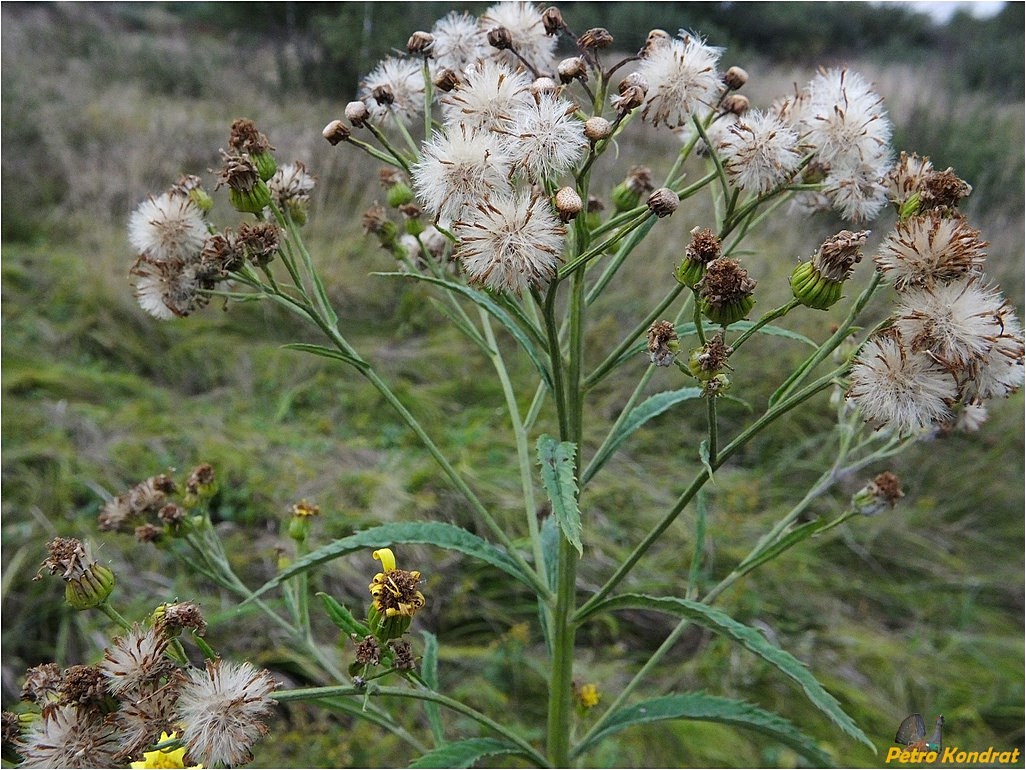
[6,3,1024,768]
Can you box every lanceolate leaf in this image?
[420,630,445,746]
[281,342,364,369]
[573,692,832,766]
[576,594,873,750]
[375,272,552,391]
[247,522,535,601]
[536,435,582,556]
[583,388,703,484]
[409,738,527,768]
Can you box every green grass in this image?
[2,4,1023,767]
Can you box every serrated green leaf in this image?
[536,435,582,556]
[409,738,525,768]
[375,272,552,391]
[583,388,703,484]
[245,522,535,602]
[574,692,833,766]
[420,630,444,746]
[315,592,371,637]
[539,513,560,594]
[576,594,873,750]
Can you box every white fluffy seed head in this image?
[412,125,515,223]
[717,110,802,195]
[635,32,722,129]
[453,193,565,294]
[128,192,207,263]
[847,330,957,435]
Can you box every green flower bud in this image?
[251,151,278,182]
[684,333,732,381]
[188,186,214,212]
[897,191,922,221]
[65,562,115,610]
[789,260,843,310]
[676,227,721,288]
[287,515,311,543]
[40,538,116,610]
[611,181,641,212]
[285,200,308,227]
[686,348,714,381]
[229,180,272,214]
[675,256,706,288]
[700,294,755,326]
[791,230,869,310]
[287,500,319,544]
[368,603,413,642]
[387,182,414,208]
[405,216,425,237]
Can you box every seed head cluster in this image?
[847,163,1023,435]
[11,561,278,768]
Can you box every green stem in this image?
[581,365,656,486]
[97,601,133,632]
[572,613,693,758]
[706,396,718,465]
[558,212,651,278]
[180,530,347,681]
[546,200,592,768]
[359,363,549,598]
[363,121,413,175]
[585,217,657,305]
[263,286,549,599]
[770,271,884,407]
[574,368,844,621]
[481,310,548,588]
[345,135,409,169]
[274,685,549,767]
[692,115,732,206]
[730,297,802,351]
[583,283,686,390]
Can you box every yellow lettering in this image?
[924,752,937,763]
[885,747,903,763]
[1013,749,1022,763]
[942,746,957,762]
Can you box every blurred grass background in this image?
[1,2,1022,767]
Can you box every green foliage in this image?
[2,3,1023,768]
[409,737,526,768]
[576,692,832,766]
[577,594,872,749]
[536,436,583,556]
[254,522,541,599]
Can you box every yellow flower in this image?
[368,548,425,640]
[130,732,203,769]
[578,683,601,709]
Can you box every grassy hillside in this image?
[2,3,1022,767]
